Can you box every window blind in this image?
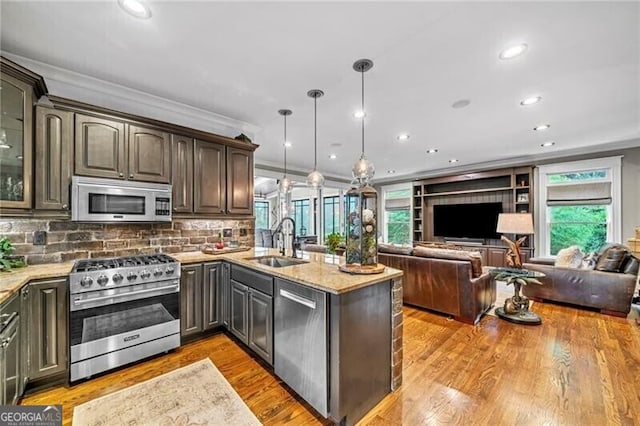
[546,182,612,206]
[385,198,410,210]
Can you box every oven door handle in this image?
[73,284,179,305]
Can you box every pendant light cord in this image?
[361,68,365,157]
[283,114,288,176]
[314,96,318,169]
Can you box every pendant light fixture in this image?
[306,89,325,189]
[352,59,375,183]
[278,109,293,193]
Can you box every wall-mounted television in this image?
[433,202,503,240]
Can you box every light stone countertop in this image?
[0,248,402,304]
[174,247,403,295]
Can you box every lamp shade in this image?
[496,213,534,235]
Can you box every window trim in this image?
[536,156,622,257]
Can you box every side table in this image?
[489,267,545,325]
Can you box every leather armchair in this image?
[523,257,638,316]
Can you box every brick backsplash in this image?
[0,219,255,265]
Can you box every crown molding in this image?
[2,52,259,139]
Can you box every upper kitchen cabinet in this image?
[75,115,170,183]
[128,125,171,183]
[194,139,226,214]
[0,56,47,210]
[226,147,254,215]
[35,106,73,210]
[171,134,193,213]
[75,114,126,180]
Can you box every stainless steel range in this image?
[69,254,181,382]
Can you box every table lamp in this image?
[496,213,534,269]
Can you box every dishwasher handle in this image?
[279,289,316,310]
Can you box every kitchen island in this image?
[175,248,404,426]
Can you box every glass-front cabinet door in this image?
[0,57,47,210]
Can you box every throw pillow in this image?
[555,246,584,268]
[595,247,628,272]
[622,254,640,275]
[580,252,599,270]
[378,243,413,255]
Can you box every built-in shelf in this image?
[412,166,535,246]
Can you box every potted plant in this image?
[0,237,26,272]
[326,232,344,255]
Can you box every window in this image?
[382,185,411,245]
[254,201,269,229]
[324,196,340,237]
[292,199,310,236]
[537,157,621,257]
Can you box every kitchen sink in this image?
[247,255,309,268]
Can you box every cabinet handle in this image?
[62,204,68,209]
[119,173,124,178]
[22,288,29,298]
[129,174,134,179]
[173,207,178,211]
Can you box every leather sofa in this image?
[523,244,639,317]
[378,246,496,325]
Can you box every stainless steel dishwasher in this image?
[274,278,328,417]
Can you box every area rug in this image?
[73,358,261,425]
[487,280,534,317]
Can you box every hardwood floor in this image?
[22,301,640,425]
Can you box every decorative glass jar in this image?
[344,183,378,267]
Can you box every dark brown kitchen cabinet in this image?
[75,114,126,179]
[203,263,221,330]
[180,264,203,337]
[35,106,73,210]
[248,288,272,365]
[24,277,68,381]
[194,140,226,214]
[488,248,507,268]
[229,280,249,343]
[128,125,171,183]
[180,262,221,339]
[171,134,193,213]
[0,57,46,210]
[75,115,170,183]
[226,147,254,215]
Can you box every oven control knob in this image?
[112,273,123,284]
[127,272,138,281]
[140,270,151,279]
[165,267,175,276]
[153,269,163,278]
[97,275,109,286]
[80,276,93,288]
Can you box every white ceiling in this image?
[1,1,639,182]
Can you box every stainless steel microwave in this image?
[71,176,172,222]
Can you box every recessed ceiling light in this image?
[329,154,337,159]
[117,0,152,19]
[452,99,471,109]
[449,159,458,163]
[499,43,528,60]
[330,142,342,147]
[426,149,438,154]
[353,110,366,119]
[16,155,23,160]
[387,170,396,174]
[0,143,11,149]
[284,141,292,148]
[520,96,541,106]
[533,124,551,131]
[541,141,555,147]
[396,133,410,141]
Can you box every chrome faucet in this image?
[273,217,297,258]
